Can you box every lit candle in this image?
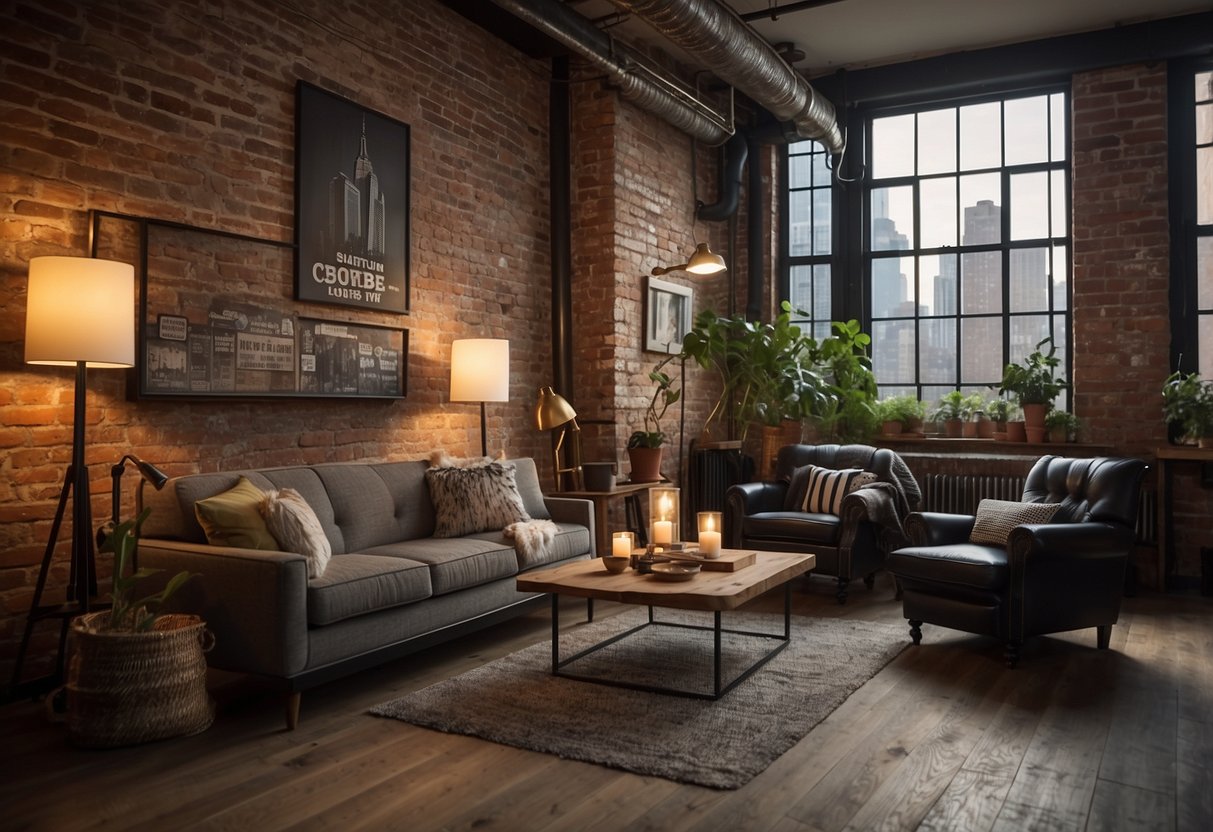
[612,531,633,557]
[653,520,673,545]
[697,511,722,558]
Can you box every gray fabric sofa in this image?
[137,457,593,728]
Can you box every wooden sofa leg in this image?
[908,620,922,645]
[1005,641,1021,669]
[587,598,594,622]
[835,578,849,605]
[1096,624,1112,650]
[286,692,302,731]
[863,572,876,589]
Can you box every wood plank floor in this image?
[3,574,1210,832]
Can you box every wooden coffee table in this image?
[516,549,815,699]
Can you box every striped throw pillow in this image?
[800,466,879,515]
[968,499,1061,546]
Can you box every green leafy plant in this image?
[681,302,830,441]
[627,356,681,449]
[932,390,970,422]
[99,508,195,632]
[1044,409,1081,438]
[876,394,925,426]
[985,396,1013,423]
[810,319,879,442]
[999,336,1068,407]
[1162,370,1213,441]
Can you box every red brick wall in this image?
[0,0,555,679]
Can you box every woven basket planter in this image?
[66,612,215,748]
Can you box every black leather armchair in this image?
[726,444,918,603]
[886,455,1146,667]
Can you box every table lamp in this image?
[535,386,582,491]
[450,338,510,457]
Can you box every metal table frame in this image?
[548,582,793,700]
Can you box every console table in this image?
[1154,445,1213,591]
[556,480,660,556]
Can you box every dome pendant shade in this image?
[650,242,727,276]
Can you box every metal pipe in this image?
[550,57,575,402]
[696,130,747,221]
[746,133,763,321]
[610,0,844,154]
[489,0,732,146]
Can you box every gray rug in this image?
[370,609,907,789]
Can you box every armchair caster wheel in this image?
[909,620,922,645]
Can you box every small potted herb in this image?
[1162,370,1213,447]
[1044,410,1080,443]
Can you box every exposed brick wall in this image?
[1071,63,1211,584]
[0,0,555,680]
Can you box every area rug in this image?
[370,609,908,789]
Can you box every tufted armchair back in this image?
[1021,455,1145,529]
[774,443,895,483]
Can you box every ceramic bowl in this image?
[601,556,630,574]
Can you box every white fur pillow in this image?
[260,488,332,578]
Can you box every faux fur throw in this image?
[504,519,559,568]
[260,487,332,578]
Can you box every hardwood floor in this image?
[2,575,1210,832]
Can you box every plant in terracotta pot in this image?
[932,391,970,438]
[626,356,680,482]
[876,394,925,436]
[963,393,987,438]
[986,396,1013,440]
[1162,370,1213,448]
[999,336,1067,443]
[1044,410,1080,443]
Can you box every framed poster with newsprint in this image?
[295,82,410,314]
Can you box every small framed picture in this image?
[644,276,693,354]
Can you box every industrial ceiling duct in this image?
[488,0,733,146]
[610,0,844,154]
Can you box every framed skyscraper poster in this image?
[295,82,410,313]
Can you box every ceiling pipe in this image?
[488,0,733,146]
[696,130,747,221]
[609,0,844,155]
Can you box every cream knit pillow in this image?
[260,488,332,578]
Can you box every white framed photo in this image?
[644,276,693,354]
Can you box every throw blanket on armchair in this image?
[836,447,922,554]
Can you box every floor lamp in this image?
[450,339,510,457]
[10,256,135,693]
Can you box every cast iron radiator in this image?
[921,473,1157,545]
[687,442,752,517]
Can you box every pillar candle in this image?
[653,520,673,545]
[699,530,722,557]
[612,532,633,557]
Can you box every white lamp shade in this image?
[450,338,510,402]
[25,256,135,367]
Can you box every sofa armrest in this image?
[543,496,595,556]
[1008,522,1135,563]
[139,539,311,678]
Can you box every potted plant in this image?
[812,319,879,443]
[963,393,987,438]
[67,510,211,747]
[986,397,1013,440]
[933,391,969,438]
[1162,370,1213,447]
[876,394,925,436]
[1044,410,1080,443]
[999,337,1068,442]
[626,356,680,482]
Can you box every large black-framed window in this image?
[1169,59,1213,379]
[784,139,835,340]
[863,89,1072,406]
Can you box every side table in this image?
[1154,445,1213,591]
[554,480,661,556]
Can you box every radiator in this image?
[688,444,751,516]
[921,473,1157,545]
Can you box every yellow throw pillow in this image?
[194,476,279,550]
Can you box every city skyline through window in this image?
[865,91,1071,408]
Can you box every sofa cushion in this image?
[886,543,1008,591]
[969,499,1061,546]
[307,554,432,627]
[261,488,332,578]
[361,537,520,595]
[425,461,531,537]
[787,465,878,514]
[193,476,279,551]
[742,511,841,546]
